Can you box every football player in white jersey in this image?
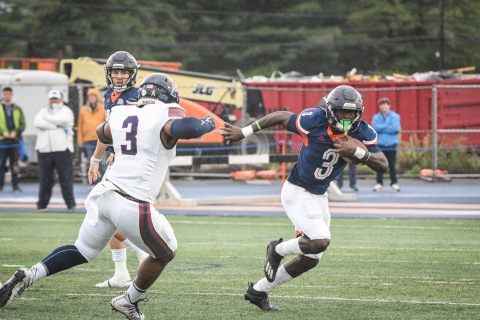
[221,85,388,311]
[0,73,216,320]
[90,51,150,289]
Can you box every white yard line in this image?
[63,291,480,306]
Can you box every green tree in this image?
[0,0,479,76]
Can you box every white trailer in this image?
[0,69,69,162]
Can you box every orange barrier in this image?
[230,170,256,180]
[230,169,280,180]
[255,170,280,180]
[420,169,449,177]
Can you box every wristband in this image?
[364,151,371,163]
[90,156,101,165]
[353,147,366,160]
[255,121,262,131]
[241,125,254,138]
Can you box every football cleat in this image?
[96,278,132,288]
[264,238,284,282]
[0,268,34,308]
[111,293,146,320]
[244,282,279,311]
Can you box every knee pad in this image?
[304,252,324,260]
[74,238,104,262]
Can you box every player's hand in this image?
[201,116,216,131]
[88,163,101,184]
[220,122,244,145]
[333,136,357,157]
[106,153,115,165]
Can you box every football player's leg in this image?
[246,182,331,310]
[262,182,329,280]
[95,235,131,288]
[114,230,150,263]
[110,201,177,319]
[0,211,117,308]
[96,230,148,288]
[0,247,87,309]
[280,181,331,256]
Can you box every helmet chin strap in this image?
[339,119,351,136]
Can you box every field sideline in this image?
[0,212,479,319]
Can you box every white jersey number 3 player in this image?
[0,73,216,320]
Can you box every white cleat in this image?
[111,293,146,320]
[96,278,132,288]
[0,268,34,308]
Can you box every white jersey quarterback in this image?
[105,102,184,203]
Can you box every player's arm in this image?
[333,137,388,173]
[220,111,294,144]
[364,151,388,173]
[161,116,216,149]
[86,122,112,184]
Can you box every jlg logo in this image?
[192,84,214,96]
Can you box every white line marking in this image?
[65,291,480,306]
[334,259,478,265]
[328,253,368,256]
[418,280,475,285]
[327,274,480,281]
[2,264,25,268]
[334,246,480,252]
[58,267,480,282]
[173,220,291,226]
[0,218,79,222]
[338,225,480,231]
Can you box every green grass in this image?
[0,212,479,320]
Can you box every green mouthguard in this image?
[339,119,351,136]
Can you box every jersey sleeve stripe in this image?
[362,125,378,146]
[168,106,187,118]
[295,115,309,147]
[362,136,378,146]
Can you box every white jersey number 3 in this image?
[314,148,340,179]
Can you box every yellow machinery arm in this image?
[59,57,244,108]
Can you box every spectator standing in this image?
[372,97,401,192]
[34,90,76,212]
[335,163,357,191]
[0,87,25,192]
[77,88,107,185]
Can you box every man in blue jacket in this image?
[372,97,401,192]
